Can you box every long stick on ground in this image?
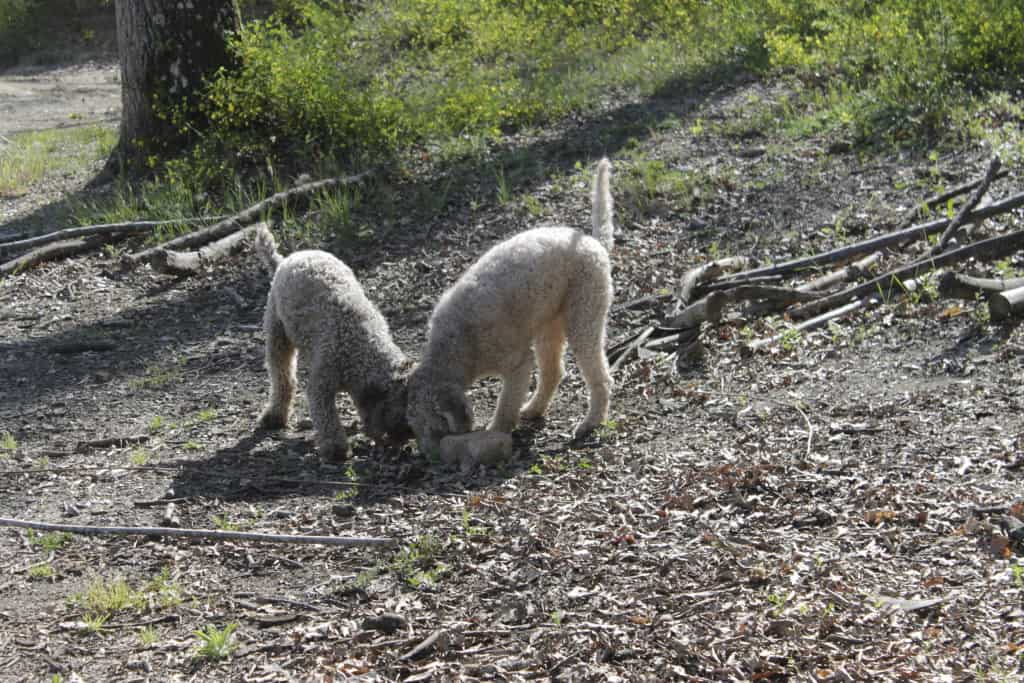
[0,234,121,276]
[122,169,376,270]
[0,216,229,257]
[0,517,396,548]
[797,252,882,292]
[789,229,1024,319]
[714,190,1024,284]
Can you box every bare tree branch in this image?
[790,229,1024,319]
[0,216,229,257]
[0,516,396,548]
[149,222,269,276]
[122,169,376,270]
[0,234,120,276]
[717,189,1024,284]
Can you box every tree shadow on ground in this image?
[1,64,754,250]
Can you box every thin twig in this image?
[791,402,814,460]
[0,517,396,548]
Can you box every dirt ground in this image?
[1,55,1024,682]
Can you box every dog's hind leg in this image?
[305,356,348,460]
[565,296,612,440]
[521,319,566,420]
[488,353,534,433]
[258,307,297,430]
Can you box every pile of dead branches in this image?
[609,157,1024,367]
[0,171,374,277]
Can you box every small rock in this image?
[362,612,407,634]
[439,431,513,468]
[332,503,357,518]
[161,502,180,527]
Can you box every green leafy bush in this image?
[763,0,1024,139]
[200,0,713,164]
[0,0,37,57]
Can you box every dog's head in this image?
[406,368,473,455]
[357,377,414,446]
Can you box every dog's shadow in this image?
[169,420,595,508]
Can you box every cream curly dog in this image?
[408,158,614,453]
[253,228,412,460]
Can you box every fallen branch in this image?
[50,339,118,354]
[989,285,1024,321]
[676,256,752,307]
[744,277,926,354]
[0,216,229,257]
[898,167,1009,227]
[726,285,820,306]
[149,222,269,276]
[75,435,150,452]
[797,252,882,292]
[0,234,121,276]
[0,517,396,548]
[122,169,376,270]
[663,291,729,330]
[717,190,1024,284]
[611,292,672,314]
[702,274,782,292]
[932,156,1002,254]
[609,326,654,374]
[938,271,1024,300]
[789,229,1024,319]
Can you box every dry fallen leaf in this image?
[865,510,897,525]
[990,535,1011,559]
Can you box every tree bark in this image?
[114,0,239,173]
[938,272,1024,300]
[989,286,1024,321]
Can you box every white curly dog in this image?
[408,158,615,453]
[253,228,412,460]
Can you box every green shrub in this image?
[0,0,36,56]
[763,0,1024,140]
[199,0,714,165]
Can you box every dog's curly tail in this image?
[591,157,614,253]
[252,224,284,274]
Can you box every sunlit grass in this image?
[0,125,116,196]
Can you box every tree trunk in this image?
[114,0,239,173]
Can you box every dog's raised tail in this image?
[591,157,614,252]
[253,224,284,274]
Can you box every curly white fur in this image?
[253,228,412,460]
[408,158,615,453]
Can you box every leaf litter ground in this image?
[1,72,1024,682]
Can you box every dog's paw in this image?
[318,439,351,462]
[519,405,546,421]
[571,421,600,443]
[485,417,518,433]
[257,410,288,430]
